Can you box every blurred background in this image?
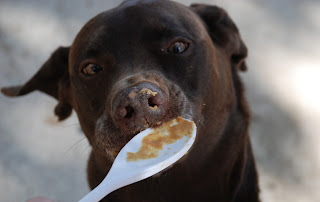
[0,0,319,201]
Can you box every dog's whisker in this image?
[81,144,91,154]
[64,136,87,154]
[61,123,80,128]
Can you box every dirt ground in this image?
[0,0,319,201]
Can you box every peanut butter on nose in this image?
[126,117,194,161]
[139,88,157,96]
[128,88,157,99]
[150,105,158,110]
[128,92,137,99]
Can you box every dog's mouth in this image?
[95,93,194,160]
[99,115,194,160]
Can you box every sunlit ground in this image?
[0,0,319,201]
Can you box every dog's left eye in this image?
[167,41,189,54]
[83,64,102,75]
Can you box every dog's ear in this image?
[1,46,73,121]
[191,4,248,71]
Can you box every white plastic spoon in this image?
[78,117,196,202]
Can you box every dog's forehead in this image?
[77,0,205,41]
[101,0,202,31]
[69,0,208,66]
[120,0,159,7]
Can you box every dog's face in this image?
[1,0,248,161]
[69,1,219,158]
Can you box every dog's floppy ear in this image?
[1,46,73,120]
[191,4,248,71]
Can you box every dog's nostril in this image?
[148,97,158,108]
[148,94,164,109]
[124,106,134,118]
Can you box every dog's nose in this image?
[112,82,168,132]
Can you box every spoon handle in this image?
[78,175,119,202]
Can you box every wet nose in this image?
[112,82,168,133]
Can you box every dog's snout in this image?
[112,82,168,132]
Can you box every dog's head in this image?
[1,0,247,160]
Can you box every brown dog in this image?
[1,0,260,201]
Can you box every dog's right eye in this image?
[83,64,102,75]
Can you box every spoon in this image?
[78,117,196,202]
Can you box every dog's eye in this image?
[83,64,102,75]
[167,41,189,54]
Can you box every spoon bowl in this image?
[78,117,196,202]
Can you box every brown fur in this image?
[1,1,260,201]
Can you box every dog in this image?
[1,0,260,201]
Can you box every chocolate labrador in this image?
[1,0,260,201]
